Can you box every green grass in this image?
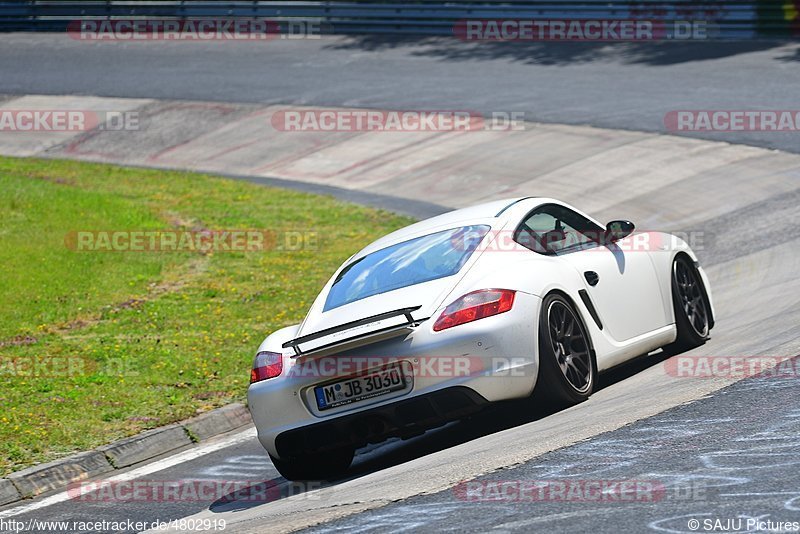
[0,156,412,475]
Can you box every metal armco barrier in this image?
[0,1,797,39]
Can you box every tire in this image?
[663,255,711,355]
[269,447,354,481]
[532,293,597,407]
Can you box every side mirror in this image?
[605,220,635,243]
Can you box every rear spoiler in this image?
[282,306,426,359]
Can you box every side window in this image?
[515,204,604,255]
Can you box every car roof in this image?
[414,197,534,226]
[354,197,537,259]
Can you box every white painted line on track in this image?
[0,428,257,519]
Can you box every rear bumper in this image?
[274,386,488,458]
[248,291,541,458]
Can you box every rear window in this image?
[323,225,490,311]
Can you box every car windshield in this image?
[323,225,490,311]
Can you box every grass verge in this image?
[0,156,412,475]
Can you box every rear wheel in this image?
[533,293,596,407]
[269,447,354,481]
[663,255,711,355]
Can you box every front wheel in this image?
[663,255,711,355]
[532,293,597,407]
[269,447,354,481]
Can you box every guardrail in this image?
[0,1,797,39]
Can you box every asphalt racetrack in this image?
[1,34,800,152]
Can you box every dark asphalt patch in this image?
[306,356,800,533]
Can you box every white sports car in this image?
[248,197,714,480]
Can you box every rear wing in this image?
[282,306,426,359]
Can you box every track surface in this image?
[1,33,800,534]
[311,364,800,533]
[1,34,800,153]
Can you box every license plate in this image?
[314,364,406,411]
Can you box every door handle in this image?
[584,271,599,286]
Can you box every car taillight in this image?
[250,351,283,383]
[433,289,516,332]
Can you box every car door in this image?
[516,203,666,342]
[560,241,666,342]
